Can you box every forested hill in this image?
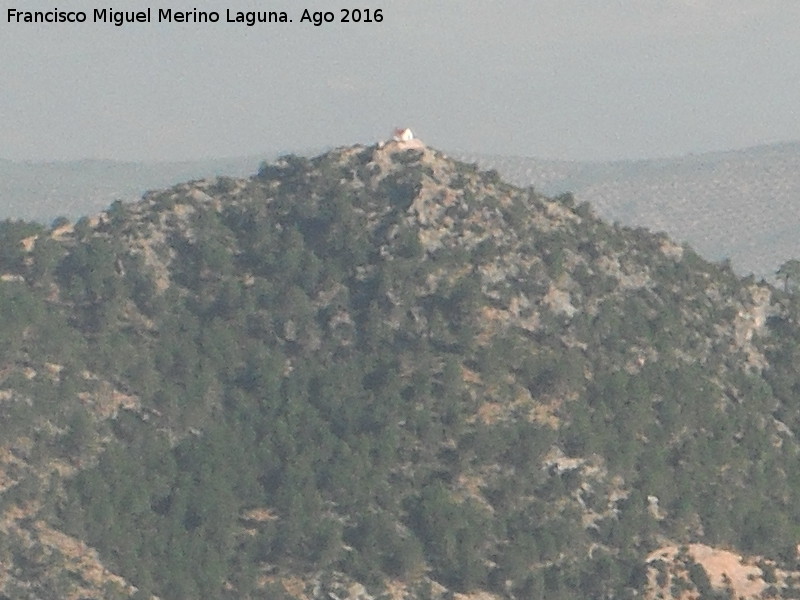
[3,140,800,600]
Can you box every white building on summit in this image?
[393,127,414,142]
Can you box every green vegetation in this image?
[778,258,800,293]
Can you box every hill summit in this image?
[2,142,800,599]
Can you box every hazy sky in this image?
[2,0,799,162]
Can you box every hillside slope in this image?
[2,140,800,599]
[462,141,800,278]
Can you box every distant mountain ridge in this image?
[2,140,799,278]
[0,156,265,223]
[459,141,800,279]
